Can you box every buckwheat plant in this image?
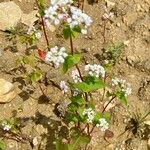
[0,118,26,143]
[14,0,132,149]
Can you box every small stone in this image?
[21,10,38,26]
[126,55,137,66]
[123,40,130,46]
[116,23,121,27]
[0,79,17,103]
[144,59,150,72]
[144,120,150,126]
[33,137,38,146]
[0,2,22,31]
[136,4,143,12]
[105,0,115,7]
[148,138,150,149]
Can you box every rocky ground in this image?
[0,0,150,150]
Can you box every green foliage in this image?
[5,25,39,46]
[103,42,124,65]
[38,0,46,16]
[16,55,37,67]
[93,112,111,124]
[56,129,90,150]
[63,25,81,39]
[106,90,128,106]
[0,118,21,134]
[63,54,81,73]
[19,33,38,46]
[0,140,6,150]
[116,91,128,105]
[16,55,42,84]
[74,75,105,92]
[30,69,42,83]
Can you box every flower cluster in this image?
[60,81,68,93]
[71,69,82,83]
[112,77,132,96]
[85,64,105,78]
[1,121,12,131]
[83,108,95,123]
[44,0,92,34]
[45,46,68,68]
[96,118,109,131]
[27,25,41,39]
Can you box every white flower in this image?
[35,32,42,39]
[44,2,92,35]
[96,118,109,131]
[45,46,68,68]
[71,70,82,83]
[112,77,132,96]
[83,108,95,123]
[85,64,105,78]
[60,81,68,93]
[1,122,12,131]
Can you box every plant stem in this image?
[41,17,50,47]
[101,74,107,101]
[78,0,80,8]
[69,35,83,81]
[70,35,74,55]
[102,20,107,45]
[39,83,45,95]
[35,0,49,48]
[89,125,96,135]
[82,0,85,11]
[102,96,116,113]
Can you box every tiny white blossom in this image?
[60,81,68,93]
[44,1,92,35]
[35,32,42,39]
[1,122,12,131]
[85,64,105,78]
[71,70,82,83]
[83,108,95,123]
[96,118,109,131]
[112,77,132,96]
[45,46,68,68]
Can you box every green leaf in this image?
[65,113,79,123]
[63,27,72,39]
[30,70,42,83]
[16,57,24,65]
[72,26,81,33]
[0,140,6,150]
[63,54,81,73]
[74,76,105,92]
[116,91,128,105]
[23,55,37,66]
[69,132,90,150]
[56,140,69,150]
[70,95,84,106]
[93,113,101,124]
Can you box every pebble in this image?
[0,78,17,103]
[33,137,38,146]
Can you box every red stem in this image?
[102,96,116,113]
[35,0,49,48]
